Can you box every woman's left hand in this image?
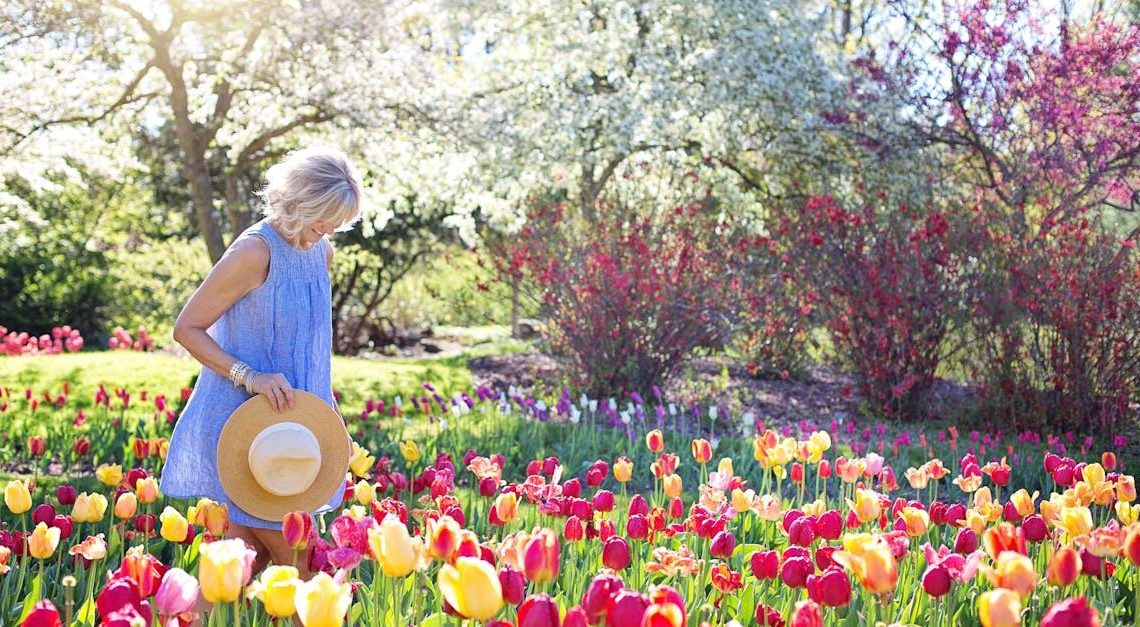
[249,372,295,412]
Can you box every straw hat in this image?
[217,390,351,522]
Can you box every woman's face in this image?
[299,219,337,249]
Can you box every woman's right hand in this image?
[249,372,295,412]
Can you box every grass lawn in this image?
[0,350,474,409]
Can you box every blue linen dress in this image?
[159,219,344,529]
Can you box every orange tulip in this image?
[846,488,882,524]
[978,589,1022,627]
[492,492,518,524]
[663,474,682,499]
[899,507,929,537]
[135,477,159,504]
[522,528,560,583]
[1046,546,1081,587]
[832,534,898,595]
[981,552,1037,598]
[427,515,462,562]
[691,439,712,464]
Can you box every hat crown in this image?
[247,422,322,497]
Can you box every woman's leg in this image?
[189,523,270,623]
[250,526,314,580]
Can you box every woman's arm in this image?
[172,236,296,412]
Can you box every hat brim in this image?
[217,390,351,522]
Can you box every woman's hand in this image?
[250,372,295,412]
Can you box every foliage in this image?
[499,169,754,395]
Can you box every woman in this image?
[160,146,363,577]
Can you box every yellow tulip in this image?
[72,493,107,523]
[663,474,682,498]
[114,493,137,520]
[716,457,734,477]
[159,506,189,543]
[135,477,159,504]
[255,565,300,619]
[846,488,882,524]
[4,480,31,515]
[198,538,254,603]
[295,572,351,627]
[438,556,503,621]
[1117,502,1140,525]
[353,480,376,506]
[1059,506,1094,539]
[369,516,417,577]
[348,442,375,478]
[1119,475,1137,503]
[188,498,230,537]
[613,457,633,483]
[398,440,421,463]
[95,464,123,487]
[899,507,930,537]
[978,588,1022,627]
[809,430,832,452]
[1009,489,1037,518]
[731,489,755,513]
[27,522,60,559]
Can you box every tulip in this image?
[789,516,816,547]
[750,550,780,580]
[50,515,72,540]
[564,516,585,542]
[791,599,823,627]
[1046,546,1082,587]
[72,493,108,524]
[353,480,376,506]
[602,536,631,570]
[73,436,90,457]
[1041,597,1100,627]
[282,511,314,550]
[159,506,189,543]
[398,440,421,463]
[1123,527,1140,566]
[493,492,519,524]
[981,552,1037,598]
[31,503,54,526]
[781,555,813,588]
[95,464,123,487]
[593,490,615,513]
[197,538,256,603]
[710,530,735,558]
[368,516,417,577]
[113,492,137,520]
[922,564,952,597]
[832,534,898,595]
[254,565,300,619]
[899,507,930,537]
[5,479,31,514]
[643,601,684,627]
[348,442,375,477]
[846,488,881,524]
[662,474,682,498]
[427,515,462,562]
[582,574,624,621]
[27,522,60,559]
[27,434,46,457]
[295,571,351,627]
[627,515,649,541]
[438,556,504,621]
[954,528,979,554]
[22,599,61,627]
[518,594,559,627]
[499,566,526,605]
[977,589,1022,627]
[815,510,843,540]
[646,429,664,453]
[691,438,712,464]
[807,566,852,607]
[668,497,684,519]
[189,499,229,537]
[55,484,77,507]
[613,457,633,483]
[523,528,560,582]
[154,568,199,618]
[564,607,589,627]
[608,590,650,625]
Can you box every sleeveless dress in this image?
[160,219,344,530]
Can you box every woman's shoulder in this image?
[223,232,271,265]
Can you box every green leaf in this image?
[417,613,448,627]
[73,595,96,627]
[17,572,43,624]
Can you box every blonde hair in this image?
[259,146,363,241]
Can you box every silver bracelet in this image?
[229,361,251,389]
[242,370,258,394]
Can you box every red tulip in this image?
[31,503,55,526]
[1023,515,1048,542]
[780,555,813,588]
[523,529,560,582]
[627,515,649,541]
[582,574,623,622]
[756,603,785,627]
[607,590,649,627]
[50,515,73,539]
[791,462,804,484]
[56,484,77,506]
[282,511,314,550]
[22,599,62,627]
[564,516,585,542]
[922,564,952,597]
[818,459,832,478]
[478,477,498,497]
[750,550,780,580]
[646,430,664,453]
[593,490,615,513]
[789,516,816,547]
[647,585,686,624]
[954,528,978,554]
[586,461,608,487]
[562,478,582,498]
[806,566,851,607]
[499,566,526,605]
[814,510,842,540]
[1079,550,1115,579]
[642,602,684,627]
[519,594,560,627]
[1041,596,1100,627]
[27,435,46,457]
[1102,452,1117,472]
[691,438,712,464]
[563,607,589,627]
[596,518,616,542]
[628,495,649,517]
[668,497,684,519]
[710,530,736,558]
[944,503,967,526]
[602,536,631,570]
[815,545,838,571]
[790,600,823,627]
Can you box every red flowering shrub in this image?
[773,194,973,418]
[736,246,815,380]
[498,187,753,395]
[970,212,1140,431]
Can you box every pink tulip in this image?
[154,568,199,617]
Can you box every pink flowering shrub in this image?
[0,325,84,356]
[108,326,155,352]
